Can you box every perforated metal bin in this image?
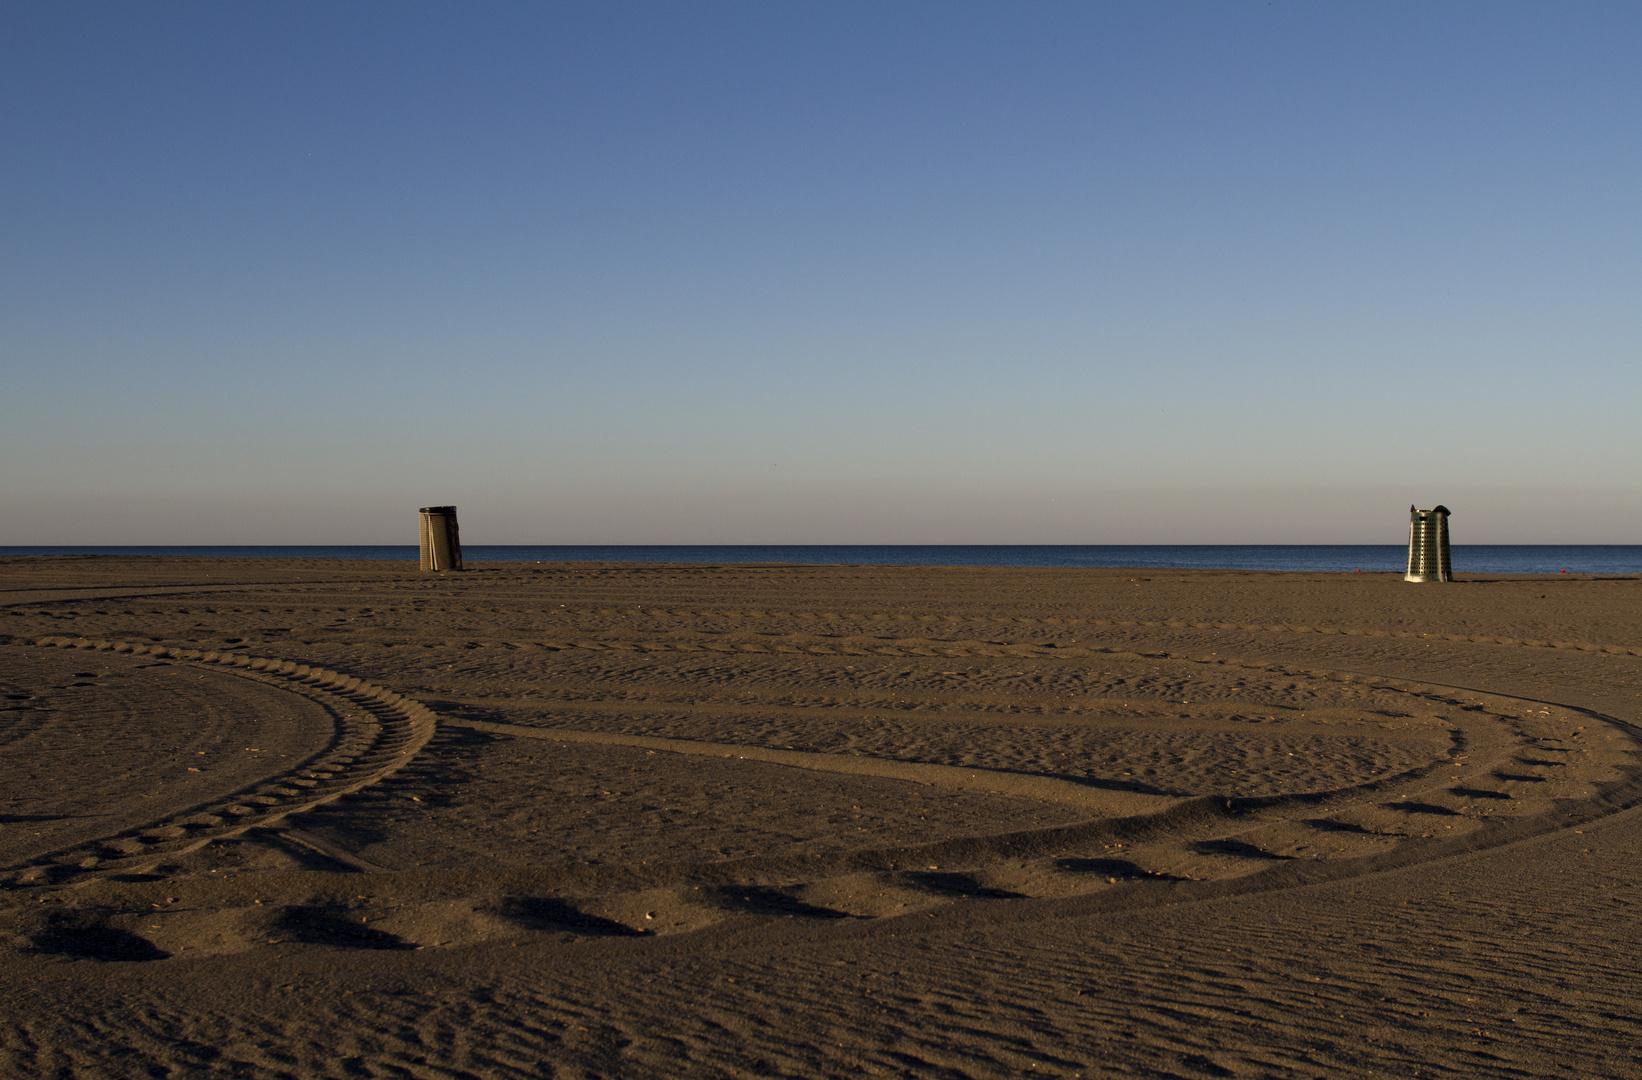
[1405,505,1452,582]
[418,506,462,571]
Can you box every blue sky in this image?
[3,1,1638,543]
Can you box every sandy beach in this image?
[2,556,1639,1077]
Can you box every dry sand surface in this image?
[2,555,1640,1078]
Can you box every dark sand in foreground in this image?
[2,557,1640,1077]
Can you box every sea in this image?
[3,545,1638,574]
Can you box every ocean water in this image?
[3,545,1638,574]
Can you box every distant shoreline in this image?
[2,544,1638,574]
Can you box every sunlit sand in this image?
[3,557,1639,1077]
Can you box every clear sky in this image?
[3,1,1638,544]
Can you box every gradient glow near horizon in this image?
[3,2,1639,545]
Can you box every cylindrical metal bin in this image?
[1405,505,1452,582]
[418,506,463,571]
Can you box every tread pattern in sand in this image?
[4,559,1642,1080]
[2,637,435,887]
[1,565,1638,943]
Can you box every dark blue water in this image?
[3,545,1638,574]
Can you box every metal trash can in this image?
[1405,505,1451,582]
[419,506,462,571]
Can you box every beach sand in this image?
[2,556,1639,1077]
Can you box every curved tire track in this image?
[522,605,1642,656]
[430,648,1642,930]
[3,637,435,888]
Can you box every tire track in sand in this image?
[2,637,436,888]
[442,717,1186,817]
[514,604,1642,656]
